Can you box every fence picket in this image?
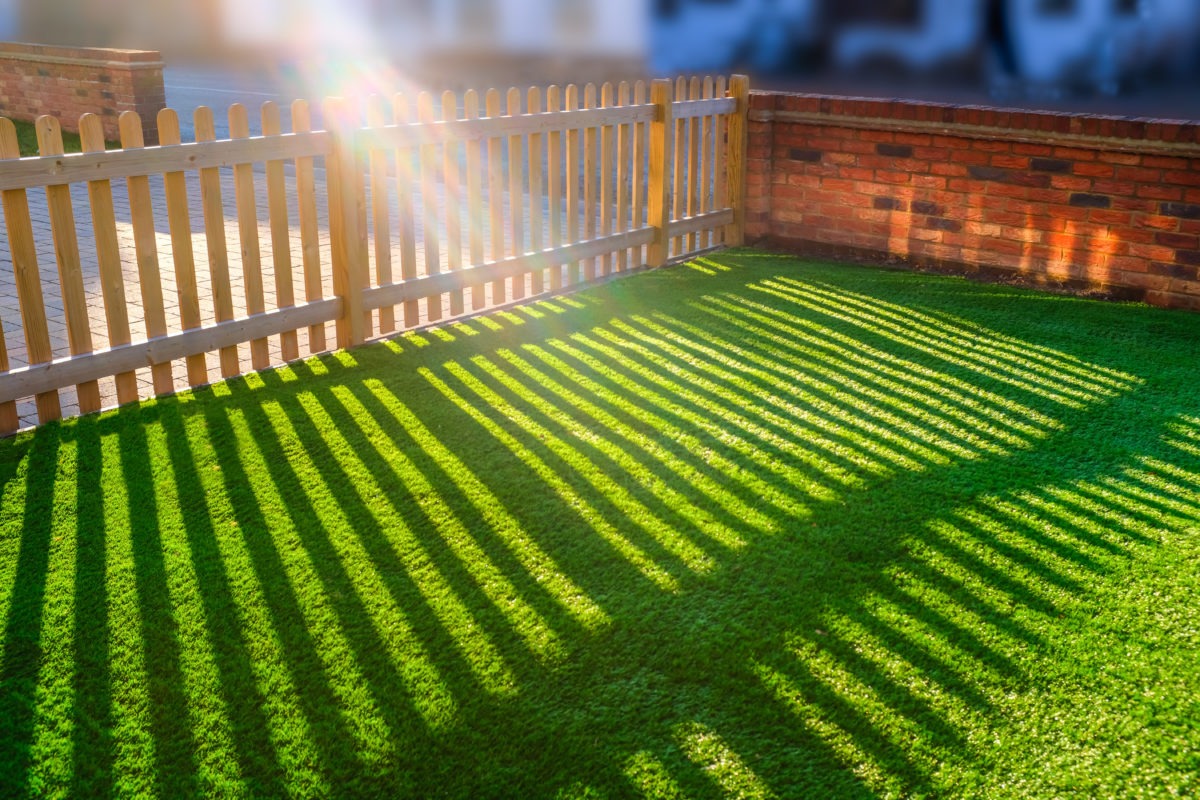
[366,95,396,334]
[565,84,581,286]
[726,75,750,246]
[507,87,526,300]
[672,76,687,257]
[79,113,138,406]
[322,96,367,348]
[194,106,240,377]
[261,102,301,362]
[648,79,673,268]
[229,103,271,370]
[290,100,327,354]
[600,82,615,277]
[699,76,714,251]
[527,86,545,296]
[583,83,598,281]
[486,89,506,306]
[443,90,465,316]
[0,309,15,432]
[713,76,728,247]
[418,92,443,321]
[464,90,485,311]
[616,81,631,273]
[688,76,702,253]
[393,93,420,329]
[37,115,102,414]
[547,85,563,291]
[0,118,55,424]
[632,80,647,268]
[117,112,174,395]
[160,109,208,386]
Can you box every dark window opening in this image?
[1038,0,1076,15]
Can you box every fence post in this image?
[323,97,367,349]
[725,74,750,247]
[647,78,673,268]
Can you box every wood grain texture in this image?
[632,80,647,268]
[195,105,240,377]
[0,118,44,426]
[698,76,714,250]
[565,84,581,286]
[262,101,301,361]
[616,81,631,273]
[583,83,598,282]
[672,76,687,258]
[0,300,341,404]
[393,93,420,329]
[37,115,101,413]
[229,103,271,370]
[158,109,211,385]
[365,228,654,310]
[726,75,750,246]
[507,87,526,300]
[600,82,615,277]
[713,76,728,247]
[291,100,327,353]
[486,89,507,305]
[366,95,396,334]
[80,113,138,405]
[419,92,444,321]
[351,105,654,152]
[546,85,564,291]
[647,80,674,268]
[118,111,175,394]
[159,109,210,385]
[687,76,701,254]
[322,97,366,348]
[464,90,486,311]
[0,132,331,193]
[527,86,545,296]
[443,90,465,316]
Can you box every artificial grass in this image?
[1,249,1198,798]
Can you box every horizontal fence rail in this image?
[0,75,749,433]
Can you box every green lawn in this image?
[8,118,86,156]
[2,250,1198,798]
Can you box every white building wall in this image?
[220,0,646,58]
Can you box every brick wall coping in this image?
[0,41,163,70]
[750,91,1200,157]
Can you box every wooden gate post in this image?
[725,74,750,247]
[647,79,674,268]
[323,97,368,349]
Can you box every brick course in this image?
[747,91,1200,311]
[0,41,164,144]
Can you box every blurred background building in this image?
[653,0,1200,101]
[2,0,1199,109]
[5,0,646,89]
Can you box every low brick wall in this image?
[747,92,1200,310]
[0,42,165,144]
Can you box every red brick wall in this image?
[747,91,1200,310]
[0,42,165,144]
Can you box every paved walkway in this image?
[0,160,630,429]
[0,167,340,427]
[0,70,689,429]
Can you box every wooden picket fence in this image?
[0,74,749,433]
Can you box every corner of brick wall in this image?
[0,41,165,145]
[747,90,1200,311]
[746,92,778,241]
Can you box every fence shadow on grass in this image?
[2,251,1199,797]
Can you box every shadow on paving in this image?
[1,250,1199,797]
